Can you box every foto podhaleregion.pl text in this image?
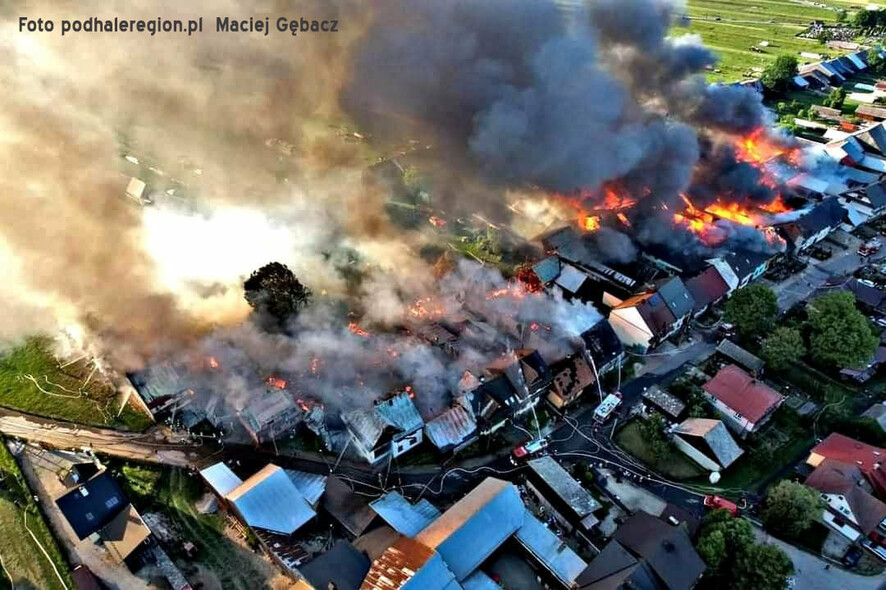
[17,16,339,37]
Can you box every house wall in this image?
[392,429,423,458]
[608,307,653,350]
[672,435,720,472]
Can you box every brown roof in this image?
[550,355,595,400]
[702,365,783,423]
[806,459,886,536]
[360,536,436,590]
[100,505,151,563]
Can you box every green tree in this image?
[725,284,779,340]
[823,87,847,110]
[732,543,794,590]
[697,511,793,590]
[806,292,878,369]
[639,413,671,460]
[761,55,799,94]
[760,481,823,539]
[836,8,847,23]
[244,262,312,327]
[760,327,805,370]
[696,510,755,578]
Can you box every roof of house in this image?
[225,464,317,536]
[581,320,624,368]
[716,339,764,373]
[806,459,886,536]
[360,536,458,590]
[200,462,243,498]
[855,123,886,155]
[642,386,686,419]
[808,433,886,474]
[533,256,562,284]
[777,199,846,240]
[556,264,590,293]
[612,511,706,590]
[414,477,525,581]
[858,104,886,120]
[702,365,784,423]
[301,540,371,590]
[425,404,477,451]
[656,277,696,320]
[862,403,886,431]
[842,278,886,308]
[370,492,441,538]
[376,392,424,434]
[673,419,744,469]
[864,181,886,209]
[56,471,128,539]
[342,407,392,450]
[723,250,772,279]
[286,470,328,507]
[550,355,596,400]
[613,292,678,338]
[238,390,299,433]
[576,540,661,590]
[322,476,377,538]
[528,456,601,518]
[100,504,152,563]
[486,349,552,399]
[514,509,588,587]
[685,267,729,311]
[461,571,502,590]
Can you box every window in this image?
[105,497,120,510]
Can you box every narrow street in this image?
[754,527,886,590]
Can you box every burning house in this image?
[237,386,303,445]
[608,291,679,351]
[342,390,424,464]
[457,349,552,435]
[773,198,847,253]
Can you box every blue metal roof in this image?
[370,491,441,537]
[532,256,561,284]
[226,465,316,535]
[415,478,525,581]
[200,462,243,498]
[514,510,588,587]
[285,470,328,507]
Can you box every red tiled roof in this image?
[810,433,886,474]
[702,365,783,423]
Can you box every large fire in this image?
[408,297,446,320]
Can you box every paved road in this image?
[771,245,886,311]
[754,527,886,590]
[0,409,207,467]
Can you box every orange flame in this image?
[265,376,287,390]
[408,297,445,320]
[348,322,370,337]
[206,356,220,370]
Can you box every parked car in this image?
[513,437,549,459]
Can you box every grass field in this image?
[0,337,151,431]
[116,461,277,590]
[0,439,71,590]
[679,0,882,81]
[615,421,705,480]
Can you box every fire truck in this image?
[858,238,881,257]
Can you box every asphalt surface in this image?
[754,527,886,590]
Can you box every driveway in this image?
[754,527,886,590]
